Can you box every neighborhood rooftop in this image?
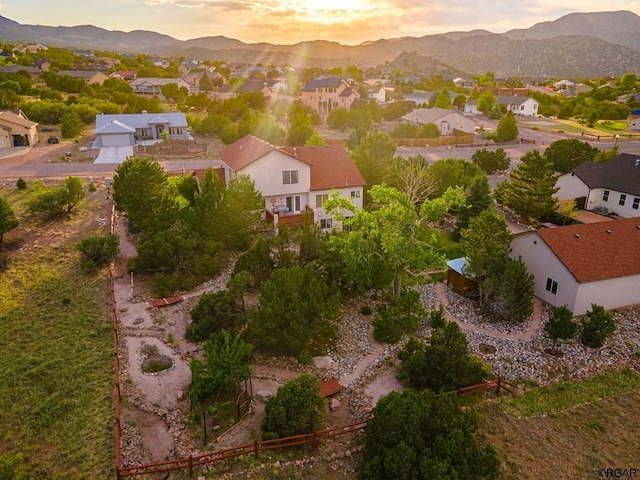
[571,153,640,197]
[536,217,640,283]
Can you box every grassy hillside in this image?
[0,183,115,479]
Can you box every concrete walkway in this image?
[435,282,543,341]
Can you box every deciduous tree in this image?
[544,139,598,173]
[496,112,518,142]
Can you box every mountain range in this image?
[1,10,640,78]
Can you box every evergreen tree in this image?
[472,148,510,174]
[398,321,490,392]
[453,174,493,240]
[496,112,518,142]
[545,305,578,346]
[580,304,616,348]
[495,150,558,224]
[498,257,535,322]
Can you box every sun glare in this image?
[291,0,370,15]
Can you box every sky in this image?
[1,0,639,46]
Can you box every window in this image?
[545,277,559,295]
[315,193,329,207]
[285,195,301,213]
[350,190,360,199]
[603,190,609,201]
[619,194,627,206]
[633,197,640,210]
[168,127,183,135]
[139,128,149,137]
[282,170,299,185]
[320,218,332,230]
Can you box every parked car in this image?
[47,136,60,144]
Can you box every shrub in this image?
[77,234,119,269]
[580,304,616,348]
[88,181,97,192]
[261,374,326,440]
[360,305,373,316]
[16,178,27,189]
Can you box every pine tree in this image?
[495,150,558,223]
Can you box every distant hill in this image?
[503,10,640,50]
[1,11,640,77]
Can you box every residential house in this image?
[152,57,170,68]
[301,76,360,116]
[208,80,272,101]
[219,135,366,230]
[400,108,476,135]
[0,109,38,148]
[628,110,640,130]
[495,95,539,116]
[0,65,42,81]
[555,153,640,218]
[510,217,640,315]
[131,78,191,96]
[33,59,51,72]
[553,79,576,94]
[110,71,137,81]
[92,112,189,148]
[365,85,386,104]
[453,77,477,88]
[57,70,109,85]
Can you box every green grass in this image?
[426,228,464,260]
[499,367,640,417]
[0,188,115,479]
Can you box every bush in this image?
[580,304,615,348]
[16,178,27,189]
[186,290,244,342]
[360,305,373,316]
[76,234,119,269]
[88,181,97,192]
[261,374,326,440]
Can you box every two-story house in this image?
[301,76,360,116]
[220,135,366,230]
[555,153,640,218]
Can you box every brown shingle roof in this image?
[537,218,640,283]
[279,144,366,191]
[319,378,344,397]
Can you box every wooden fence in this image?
[394,134,475,147]
[114,377,516,479]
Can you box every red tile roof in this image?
[319,378,344,397]
[537,218,640,283]
[148,296,184,308]
[279,144,366,191]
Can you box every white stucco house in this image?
[220,135,366,230]
[555,154,640,217]
[511,218,640,316]
[400,108,476,135]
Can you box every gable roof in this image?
[536,218,640,283]
[0,110,38,129]
[401,107,462,124]
[221,135,278,171]
[279,144,366,190]
[572,154,640,196]
[94,113,187,132]
[94,119,136,135]
[222,135,366,190]
[131,77,186,86]
[303,76,345,92]
[496,95,536,106]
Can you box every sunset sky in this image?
[1,1,639,45]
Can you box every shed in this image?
[446,258,478,296]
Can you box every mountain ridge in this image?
[1,11,640,77]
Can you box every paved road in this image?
[0,158,223,179]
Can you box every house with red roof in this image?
[510,218,640,315]
[220,135,366,230]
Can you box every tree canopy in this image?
[360,389,500,480]
[544,138,598,173]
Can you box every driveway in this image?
[94,146,134,164]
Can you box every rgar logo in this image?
[597,469,638,478]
